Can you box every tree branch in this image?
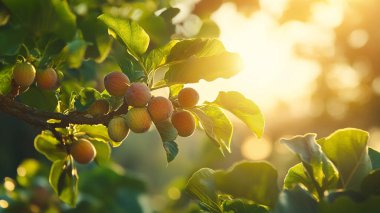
[0,95,128,130]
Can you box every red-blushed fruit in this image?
[107,116,130,142]
[124,82,151,107]
[125,107,152,133]
[178,87,199,108]
[88,100,109,117]
[171,110,196,137]
[70,138,96,164]
[13,62,36,87]
[36,68,58,90]
[147,96,173,122]
[104,72,130,97]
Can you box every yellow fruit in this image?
[36,68,58,90]
[70,138,96,164]
[124,82,151,107]
[108,116,130,142]
[13,62,36,87]
[147,96,173,122]
[104,72,130,96]
[171,110,196,137]
[125,107,152,133]
[178,87,199,108]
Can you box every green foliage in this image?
[0,66,12,95]
[34,131,67,162]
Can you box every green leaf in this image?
[0,66,13,95]
[89,139,111,166]
[318,194,380,213]
[368,147,380,170]
[155,120,178,142]
[273,185,318,213]
[212,91,264,138]
[186,168,222,213]
[49,157,78,207]
[98,14,150,58]
[222,199,269,213]
[214,162,279,207]
[62,39,88,69]
[169,84,184,97]
[142,40,178,72]
[0,26,25,56]
[189,104,233,153]
[74,124,119,147]
[317,128,372,190]
[165,52,242,84]
[2,0,76,41]
[163,141,179,163]
[18,87,58,111]
[361,170,380,196]
[74,88,102,112]
[34,131,67,162]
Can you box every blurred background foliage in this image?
[1,0,380,212]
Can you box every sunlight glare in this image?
[241,136,272,160]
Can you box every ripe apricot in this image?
[104,72,130,97]
[147,96,173,122]
[125,107,152,133]
[70,138,96,164]
[124,82,151,107]
[88,100,109,117]
[171,110,196,137]
[178,87,199,108]
[13,62,36,87]
[108,116,130,142]
[36,68,58,90]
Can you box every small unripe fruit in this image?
[171,110,196,137]
[88,100,109,117]
[125,107,152,133]
[178,87,199,108]
[108,116,130,142]
[147,96,173,122]
[104,72,130,97]
[36,68,58,90]
[70,138,96,164]
[13,62,36,87]
[124,82,151,107]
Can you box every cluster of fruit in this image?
[12,62,58,91]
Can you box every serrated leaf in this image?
[368,147,380,170]
[34,131,67,162]
[189,104,232,153]
[98,14,149,58]
[89,139,111,166]
[212,91,264,138]
[186,168,222,213]
[49,157,78,207]
[165,52,242,84]
[0,66,13,95]
[163,141,179,163]
[74,88,102,112]
[317,128,372,190]
[214,162,279,207]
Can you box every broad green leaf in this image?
[62,39,88,69]
[74,88,102,112]
[167,38,225,62]
[163,141,179,163]
[186,168,222,213]
[169,84,184,97]
[214,162,279,207]
[212,91,264,138]
[2,0,76,41]
[368,147,380,169]
[74,124,119,147]
[222,199,269,213]
[49,157,78,207]
[34,131,67,162]
[155,120,178,142]
[0,26,25,56]
[197,19,221,38]
[165,52,242,84]
[0,66,13,95]
[89,139,111,166]
[273,185,317,213]
[18,87,58,112]
[318,194,380,213]
[143,40,178,72]
[361,170,380,196]
[281,133,339,193]
[190,104,233,153]
[98,14,150,57]
[317,128,372,190]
